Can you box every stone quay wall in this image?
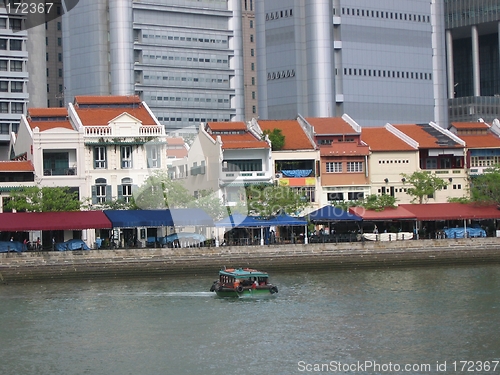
[1,238,500,283]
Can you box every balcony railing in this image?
[43,168,77,176]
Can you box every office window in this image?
[10,60,23,72]
[0,81,7,92]
[9,18,22,31]
[10,39,22,51]
[0,39,7,50]
[12,102,23,114]
[11,81,23,93]
[0,102,8,113]
[0,60,7,71]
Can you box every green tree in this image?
[187,189,226,220]
[469,165,500,205]
[262,128,285,151]
[134,171,191,209]
[5,186,80,212]
[401,171,448,204]
[245,184,309,217]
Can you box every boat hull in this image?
[211,282,278,298]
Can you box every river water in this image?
[1,265,499,375]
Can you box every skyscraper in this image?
[0,3,29,159]
[62,0,245,135]
[256,0,448,127]
[445,0,500,123]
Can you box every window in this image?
[346,161,363,172]
[0,102,8,113]
[425,158,437,169]
[250,48,254,57]
[121,145,133,169]
[0,60,7,71]
[0,39,7,50]
[147,145,160,168]
[94,146,106,169]
[94,178,107,204]
[11,102,23,114]
[120,178,133,203]
[10,18,22,31]
[250,20,253,28]
[348,192,364,201]
[326,162,342,173]
[10,39,22,51]
[0,81,7,92]
[10,60,23,72]
[327,192,344,201]
[250,34,254,43]
[11,81,23,93]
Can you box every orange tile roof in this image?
[28,108,68,117]
[75,106,157,126]
[207,121,247,131]
[74,95,142,105]
[166,137,186,146]
[459,134,500,148]
[393,124,463,148]
[28,120,74,132]
[361,127,416,151]
[258,120,315,150]
[319,142,370,156]
[450,122,489,130]
[306,117,357,135]
[0,161,34,172]
[211,133,269,150]
[167,149,188,158]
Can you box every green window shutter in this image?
[106,185,112,202]
[117,185,123,201]
[91,185,97,204]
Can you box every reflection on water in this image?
[1,265,499,375]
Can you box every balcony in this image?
[43,167,77,176]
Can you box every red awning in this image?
[0,211,112,231]
[349,206,417,221]
[400,203,500,221]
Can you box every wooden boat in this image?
[210,267,278,297]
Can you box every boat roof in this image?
[219,268,269,278]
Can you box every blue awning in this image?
[305,206,362,222]
[215,212,307,228]
[104,209,214,228]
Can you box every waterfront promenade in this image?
[1,237,500,283]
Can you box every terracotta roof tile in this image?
[75,107,157,126]
[167,149,188,158]
[450,122,489,130]
[206,121,247,131]
[361,127,416,151]
[306,117,356,135]
[74,95,141,105]
[210,133,269,150]
[258,120,315,150]
[0,161,34,172]
[393,124,462,148]
[166,137,186,145]
[28,120,74,132]
[28,108,68,117]
[459,134,500,148]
